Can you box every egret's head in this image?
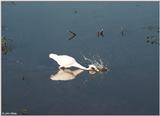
[49,53,58,59]
[100,67,108,72]
[88,64,99,72]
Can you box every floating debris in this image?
[22,76,25,80]
[145,35,159,45]
[20,109,28,115]
[69,31,76,36]
[151,41,154,44]
[97,28,104,38]
[146,39,150,43]
[143,25,159,45]
[97,31,100,37]
[146,36,150,39]
[68,30,76,40]
[142,25,159,32]
[100,28,104,37]
[74,10,78,14]
[120,26,127,37]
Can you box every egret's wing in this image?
[56,55,76,66]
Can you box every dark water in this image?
[2,1,159,115]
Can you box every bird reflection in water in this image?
[50,68,98,81]
[50,68,84,81]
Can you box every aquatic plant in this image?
[1,36,12,55]
[145,35,159,45]
[20,108,28,115]
[143,25,159,45]
[2,36,8,54]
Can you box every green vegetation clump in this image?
[1,36,10,55]
[20,109,28,115]
[145,36,159,45]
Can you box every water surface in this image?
[2,1,159,115]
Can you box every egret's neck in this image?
[73,63,88,70]
[86,66,92,71]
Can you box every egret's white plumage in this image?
[49,53,99,71]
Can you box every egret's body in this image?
[49,53,99,71]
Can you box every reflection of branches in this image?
[121,26,127,37]
[68,31,76,40]
[97,28,104,38]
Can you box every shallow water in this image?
[2,1,159,115]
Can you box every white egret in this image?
[49,53,99,71]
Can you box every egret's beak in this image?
[90,67,99,72]
[94,67,100,72]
